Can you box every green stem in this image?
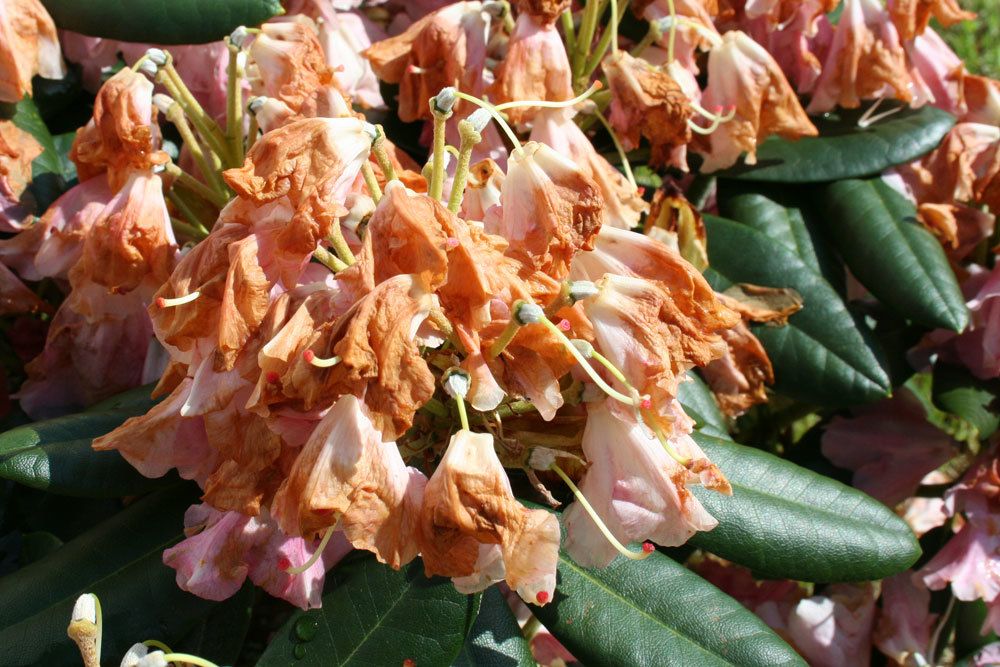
[429,109,452,201]
[165,163,228,208]
[582,0,628,78]
[561,9,576,58]
[361,162,382,202]
[327,221,356,265]
[158,66,231,166]
[167,190,211,236]
[373,125,398,183]
[313,246,348,272]
[573,0,604,85]
[164,104,230,201]
[447,123,481,213]
[592,108,637,189]
[226,41,244,167]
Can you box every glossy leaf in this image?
[689,432,922,582]
[257,555,479,666]
[533,549,804,666]
[87,383,158,413]
[454,586,534,667]
[174,582,254,666]
[677,372,728,438]
[820,179,968,331]
[0,486,216,667]
[719,104,955,182]
[933,364,1000,441]
[704,214,891,406]
[0,409,169,497]
[40,0,283,44]
[717,181,844,292]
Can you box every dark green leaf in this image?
[933,364,1000,441]
[689,432,921,582]
[719,104,955,182]
[820,179,968,331]
[0,486,218,667]
[0,409,171,497]
[0,96,68,211]
[40,0,284,44]
[533,549,804,666]
[17,531,63,567]
[677,372,728,438]
[174,582,254,666]
[955,599,999,660]
[256,555,479,666]
[704,214,891,406]
[716,181,844,292]
[87,383,157,413]
[453,586,534,667]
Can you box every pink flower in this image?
[874,573,937,667]
[318,11,386,109]
[906,27,967,115]
[0,176,114,281]
[530,109,647,230]
[921,263,1000,379]
[163,503,352,609]
[821,388,959,505]
[697,31,817,172]
[783,583,880,667]
[562,399,719,568]
[807,0,913,113]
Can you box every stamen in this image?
[447,110,489,213]
[285,526,337,575]
[643,412,693,466]
[445,237,460,249]
[428,89,455,201]
[493,81,603,112]
[557,319,572,332]
[857,96,902,128]
[442,368,472,431]
[276,556,291,570]
[155,291,201,308]
[550,463,651,560]
[537,317,638,406]
[488,300,541,358]
[160,653,221,667]
[142,640,173,653]
[452,91,523,153]
[535,590,551,604]
[303,349,341,368]
[642,541,655,553]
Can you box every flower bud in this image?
[434,87,457,114]
[442,368,471,400]
[230,25,250,48]
[466,108,491,133]
[514,301,544,325]
[144,48,168,67]
[568,280,599,303]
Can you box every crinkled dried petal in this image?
[888,0,974,41]
[516,0,571,24]
[366,183,450,289]
[604,51,692,167]
[644,186,708,271]
[702,321,774,416]
[807,0,913,113]
[363,2,489,122]
[492,141,604,281]
[0,120,42,232]
[217,234,271,371]
[71,171,177,297]
[272,394,427,569]
[718,284,804,324]
[698,31,817,172]
[418,430,559,603]
[70,68,167,189]
[92,379,218,482]
[0,0,65,103]
[249,17,348,118]
[490,15,572,125]
[0,176,114,281]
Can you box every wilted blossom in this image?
[0,120,42,231]
[821,388,959,506]
[0,0,65,103]
[696,30,817,172]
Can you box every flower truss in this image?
[0,0,999,665]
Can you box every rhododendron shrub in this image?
[0,0,997,665]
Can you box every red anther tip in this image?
[403,660,416,667]
[277,556,292,570]
[303,349,316,362]
[557,319,571,331]
[641,398,652,410]
[265,371,280,384]
[636,186,646,196]
[155,297,166,308]
[725,104,736,113]
[536,591,550,604]
[445,237,459,249]
[593,81,604,90]
[642,542,655,553]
